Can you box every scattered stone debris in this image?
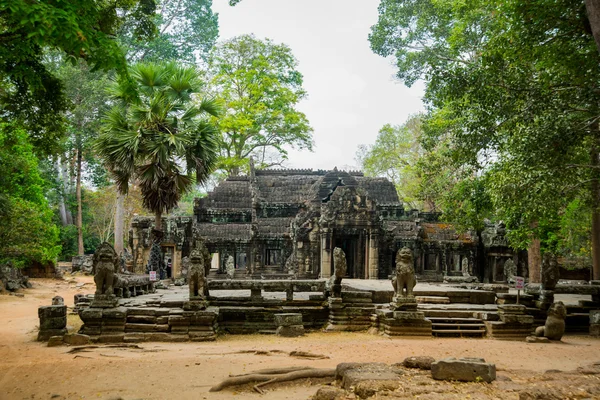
[401,355,436,370]
[431,357,496,383]
[0,263,31,292]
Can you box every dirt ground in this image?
[1,277,600,400]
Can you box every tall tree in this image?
[357,115,425,209]
[207,35,313,175]
[96,62,220,231]
[370,0,600,280]
[120,0,219,64]
[53,61,112,255]
[0,0,155,154]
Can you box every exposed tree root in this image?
[209,368,335,392]
[231,366,314,377]
[289,351,330,359]
[66,344,142,354]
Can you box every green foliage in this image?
[207,35,313,174]
[0,124,60,267]
[357,115,424,209]
[370,0,600,254]
[120,0,219,64]
[0,0,154,154]
[96,62,220,219]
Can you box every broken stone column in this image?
[484,304,533,340]
[275,313,304,337]
[38,304,67,341]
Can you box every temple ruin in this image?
[129,166,522,283]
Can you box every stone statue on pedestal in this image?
[328,247,347,297]
[392,247,416,299]
[188,249,207,300]
[92,242,119,308]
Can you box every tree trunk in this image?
[60,156,73,225]
[155,209,162,231]
[114,191,125,255]
[57,157,68,226]
[528,222,541,283]
[76,144,84,256]
[586,0,600,55]
[591,143,600,280]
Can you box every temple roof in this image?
[199,169,401,210]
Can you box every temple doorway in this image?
[333,235,361,278]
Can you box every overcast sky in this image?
[211,0,425,171]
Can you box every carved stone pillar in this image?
[368,231,379,280]
[320,229,332,278]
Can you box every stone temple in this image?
[129,165,523,283]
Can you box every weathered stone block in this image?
[128,315,157,324]
[392,311,425,320]
[338,363,401,390]
[402,356,435,370]
[590,310,600,325]
[47,336,64,347]
[37,328,67,341]
[38,305,66,319]
[431,357,496,383]
[80,308,103,321]
[274,313,303,327]
[125,323,157,332]
[499,314,534,324]
[168,315,190,326]
[497,304,526,315]
[170,326,189,334]
[156,316,169,325]
[63,333,91,346]
[103,307,127,319]
[40,316,67,330]
[275,324,305,337]
[96,334,124,343]
[589,324,600,337]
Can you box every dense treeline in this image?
[0,0,313,267]
[359,0,600,280]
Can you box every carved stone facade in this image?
[129,167,516,282]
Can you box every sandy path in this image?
[1,278,600,400]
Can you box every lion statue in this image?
[392,247,416,298]
[328,247,347,297]
[535,301,567,341]
[93,242,119,296]
[188,248,207,300]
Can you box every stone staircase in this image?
[420,306,497,338]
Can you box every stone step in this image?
[432,328,486,336]
[431,323,486,329]
[416,296,450,304]
[427,317,483,322]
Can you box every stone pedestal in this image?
[390,296,417,311]
[91,294,119,308]
[325,292,376,332]
[38,305,67,341]
[485,304,533,340]
[377,308,432,336]
[275,313,304,337]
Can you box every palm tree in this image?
[96,62,220,231]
